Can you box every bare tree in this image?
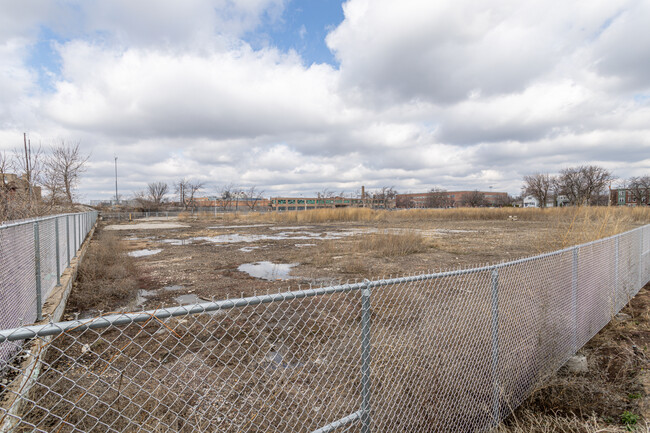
[14,134,42,205]
[133,190,153,211]
[628,176,650,205]
[425,187,453,208]
[396,195,415,208]
[45,141,89,204]
[148,182,169,209]
[555,165,615,206]
[522,173,553,208]
[317,188,336,198]
[493,194,514,207]
[0,151,13,219]
[174,179,190,209]
[461,190,486,207]
[40,162,64,206]
[371,186,397,209]
[186,181,205,211]
[220,183,236,211]
[244,186,265,211]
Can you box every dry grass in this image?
[496,283,650,432]
[234,206,650,225]
[67,227,141,313]
[531,206,648,253]
[492,409,645,432]
[357,230,429,257]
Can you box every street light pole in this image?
[114,156,119,205]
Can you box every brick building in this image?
[396,190,509,208]
[270,195,395,211]
[610,188,650,206]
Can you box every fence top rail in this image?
[0,222,647,342]
[0,211,97,230]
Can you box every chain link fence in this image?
[0,223,648,432]
[0,212,98,369]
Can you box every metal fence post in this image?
[490,268,500,425]
[571,248,578,353]
[73,214,77,257]
[66,215,70,266]
[34,222,43,321]
[640,228,645,291]
[614,236,619,312]
[55,217,61,286]
[361,280,372,433]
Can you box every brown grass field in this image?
[4,206,650,432]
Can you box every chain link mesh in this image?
[0,212,97,372]
[1,223,649,432]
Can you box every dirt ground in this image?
[69,216,594,316]
[47,213,649,432]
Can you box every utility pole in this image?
[24,133,33,203]
[114,156,119,205]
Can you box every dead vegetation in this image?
[357,230,429,257]
[9,208,648,432]
[496,284,650,432]
[66,227,141,313]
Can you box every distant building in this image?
[610,187,650,206]
[269,195,395,211]
[396,190,509,208]
[193,196,271,210]
[523,195,569,208]
[0,172,42,201]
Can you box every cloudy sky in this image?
[1,0,649,201]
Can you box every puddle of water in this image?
[195,229,370,244]
[270,226,314,231]
[160,239,193,246]
[208,224,273,229]
[163,285,183,291]
[175,294,204,305]
[238,262,298,280]
[262,351,304,371]
[194,233,269,243]
[106,222,189,230]
[239,246,260,252]
[295,243,316,247]
[128,249,162,257]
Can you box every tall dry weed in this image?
[357,230,428,257]
[243,206,650,225]
[68,228,140,312]
[532,206,649,253]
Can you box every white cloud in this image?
[0,0,649,200]
[327,0,628,105]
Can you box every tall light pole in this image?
[114,156,119,205]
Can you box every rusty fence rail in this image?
[0,223,648,432]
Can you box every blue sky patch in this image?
[26,26,67,92]
[245,0,345,66]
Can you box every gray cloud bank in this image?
[0,0,649,200]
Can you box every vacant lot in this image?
[14,207,648,432]
[68,206,647,317]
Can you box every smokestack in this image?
[361,185,366,207]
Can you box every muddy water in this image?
[128,249,162,257]
[238,262,298,280]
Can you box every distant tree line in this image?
[522,165,618,208]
